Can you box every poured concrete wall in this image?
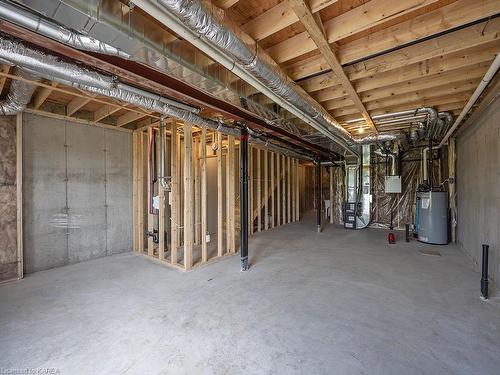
[0,116,18,282]
[456,95,500,291]
[23,114,132,273]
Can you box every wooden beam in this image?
[16,113,23,279]
[117,111,148,127]
[213,0,239,10]
[217,132,223,256]
[286,0,500,80]
[270,152,275,228]
[183,122,193,270]
[288,0,377,132]
[241,0,338,41]
[170,123,179,264]
[94,103,123,122]
[271,0,442,64]
[201,128,207,262]
[66,95,94,116]
[32,82,57,110]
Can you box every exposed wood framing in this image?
[287,156,291,223]
[288,0,376,132]
[329,166,334,224]
[66,95,94,116]
[32,82,58,110]
[0,64,9,93]
[194,135,200,245]
[270,152,275,228]
[277,151,281,226]
[256,148,262,232]
[183,122,193,270]
[147,127,154,257]
[201,127,208,262]
[217,132,223,256]
[171,122,179,264]
[226,135,236,253]
[282,154,286,225]
[16,113,23,279]
[94,103,123,122]
[264,150,269,230]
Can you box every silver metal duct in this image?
[0,35,312,160]
[0,0,130,58]
[0,67,38,115]
[0,37,116,89]
[354,134,397,145]
[154,0,362,154]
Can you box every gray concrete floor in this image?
[1,216,500,375]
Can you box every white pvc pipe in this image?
[439,53,500,148]
[422,147,429,182]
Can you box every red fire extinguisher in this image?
[388,232,396,244]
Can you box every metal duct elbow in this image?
[354,133,398,145]
[438,112,453,138]
[419,107,438,139]
[0,68,38,115]
[0,0,130,58]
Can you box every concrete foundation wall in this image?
[456,95,500,291]
[23,114,132,273]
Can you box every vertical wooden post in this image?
[170,123,178,264]
[256,148,261,232]
[270,152,275,228]
[147,127,154,257]
[282,154,286,225]
[194,135,200,245]
[16,113,23,279]
[227,135,236,253]
[277,152,281,226]
[183,122,193,270]
[138,131,144,253]
[201,128,207,262]
[329,166,334,224]
[132,131,138,251]
[287,157,291,224]
[295,159,300,221]
[217,132,223,256]
[264,150,269,230]
[158,127,166,261]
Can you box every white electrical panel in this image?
[385,176,402,193]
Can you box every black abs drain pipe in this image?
[481,244,489,300]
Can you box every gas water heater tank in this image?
[417,191,448,245]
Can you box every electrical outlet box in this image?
[385,176,402,193]
[205,234,211,243]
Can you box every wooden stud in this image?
[138,131,144,253]
[291,159,296,222]
[183,122,193,270]
[147,127,154,257]
[264,150,269,230]
[158,131,166,261]
[296,160,300,221]
[217,132,224,256]
[329,166,334,224]
[132,131,138,251]
[270,152,275,228]
[170,123,179,264]
[256,149,261,232]
[16,113,23,279]
[287,157,291,223]
[194,135,200,245]
[282,154,286,225]
[277,152,281,226]
[227,135,236,252]
[201,128,208,262]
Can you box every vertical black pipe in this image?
[405,224,410,242]
[316,160,322,233]
[240,125,249,271]
[481,244,489,300]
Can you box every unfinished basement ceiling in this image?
[0,0,498,158]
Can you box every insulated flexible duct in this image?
[0,35,312,160]
[0,0,130,58]
[0,67,38,114]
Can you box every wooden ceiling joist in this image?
[0,64,10,94]
[269,0,444,65]
[285,0,500,80]
[66,94,95,116]
[32,82,58,110]
[94,103,124,122]
[116,111,149,127]
[288,0,377,132]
